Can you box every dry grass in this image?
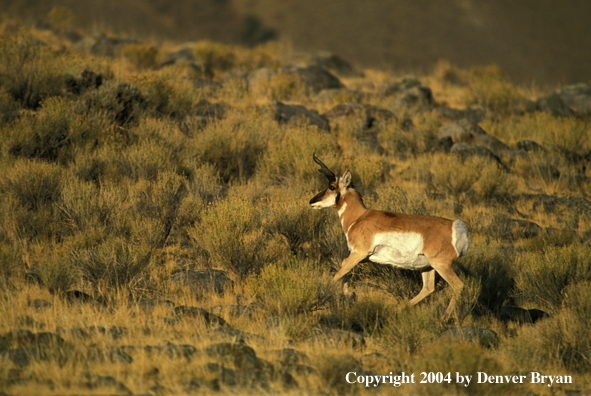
[0,18,590,396]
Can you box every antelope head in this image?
[309,154,352,209]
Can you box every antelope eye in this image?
[329,186,336,191]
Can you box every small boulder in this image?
[304,328,365,349]
[557,83,591,116]
[174,305,228,327]
[450,143,503,165]
[439,327,499,348]
[516,140,545,153]
[500,306,549,324]
[274,101,330,131]
[172,268,234,295]
[27,299,52,310]
[278,63,344,93]
[312,51,364,78]
[384,77,434,107]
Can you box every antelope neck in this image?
[336,189,367,232]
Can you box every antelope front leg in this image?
[333,251,366,295]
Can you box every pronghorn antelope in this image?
[309,155,470,318]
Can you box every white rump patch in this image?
[368,232,431,270]
[452,220,470,257]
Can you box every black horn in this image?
[313,153,336,182]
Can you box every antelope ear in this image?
[340,169,352,188]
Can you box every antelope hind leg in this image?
[409,269,436,305]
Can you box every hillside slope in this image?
[1,0,590,85]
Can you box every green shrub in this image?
[129,171,186,247]
[122,44,159,70]
[46,7,77,33]
[508,301,591,372]
[266,187,332,256]
[472,161,515,202]
[349,156,385,194]
[0,30,66,109]
[37,247,79,294]
[459,238,515,314]
[71,238,154,298]
[0,159,62,211]
[377,123,419,157]
[256,125,337,185]
[196,110,271,182]
[463,65,525,113]
[345,295,395,335]
[247,257,336,316]
[481,112,590,153]
[189,197,273,279]
[82,81,146,126]
[514,244,591,311]
[383,304,443,354]
[193,40,236,77]
[263,72,306,101]
[130,71,198,117]
[426,155,484,200]
[57,175,125,238]
[374,185,434,215]
[7,97,95,163]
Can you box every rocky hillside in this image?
[0,18,590,396]
[2,0,591,85]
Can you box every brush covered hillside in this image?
[1,18,591,396]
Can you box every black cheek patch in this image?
[335,192,341,205]
[310,191,325,205]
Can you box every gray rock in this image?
[202,362,240,387]
[439,122,472,142]
[533,83,591,117]
[516,140,545,152]
[136,298,175,312]
[79,34,141,57]
[499,306,549,324]
[268,348,311,367]
[438,119,489,143]
[204,342,273,374]
[439,326,499,348]
[64,290,95,304]
[181,376,222,391]
[159,47,205,74]
[27,299,52,310]
[384,77,434,107]
[120,342,198,360]
[312,51,364,78]
[2,347,45,366]
[533,92,575,117]
[450,143,502,164]
[207,326,266,344]
[25,272,43,285]
[323,102,395,123]
[472,134,508,155]
[274,101,330,132]
[174,305,228,327]
[209,303,257,319]
[428,136,454,153]
[278,63,344,93]
[82,372,130,393]
[248,63,344,95]
[304,328,365,348]
[489,215,542,239]
[557,83,591,116]
[172,268,234,295]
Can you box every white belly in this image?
[368,232,431,269]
